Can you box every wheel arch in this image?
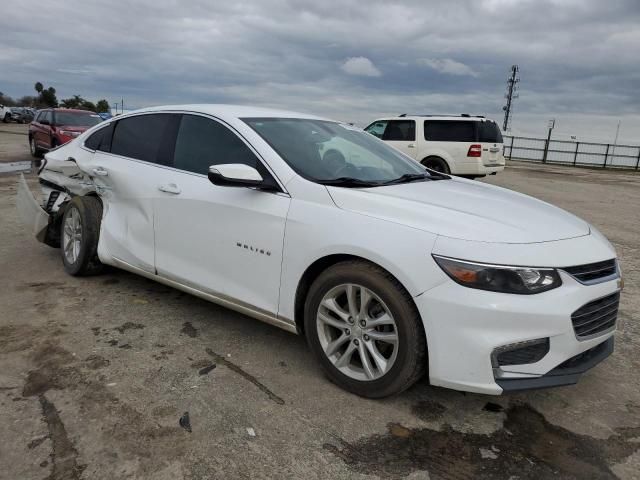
[420,155,451,173]
[293,253,421,335]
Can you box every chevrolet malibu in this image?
[17,105,622,398]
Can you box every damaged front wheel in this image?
[61,196,104,276]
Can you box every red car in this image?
[29,108,103,157]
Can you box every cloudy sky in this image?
[2,0,639,142]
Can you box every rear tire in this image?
[421,156,450,174]
[60,197,104,276]
[304,260,427,398]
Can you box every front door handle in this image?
[158,183,181,195]
[407,143,416,148]
[92,167,108,176]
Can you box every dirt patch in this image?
[39,395,83,480]
[0,324,39,353]
[113,322,145,334]
[411,400,447,422]
[84,354,110,370]
[180,321,198,338]
[324,404,640,479]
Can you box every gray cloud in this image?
[1,0,639,142]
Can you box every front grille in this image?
[571,292,620,339]
[495,338,550,366]
[563,259,617,284]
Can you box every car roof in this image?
[373,115,491,122]
[52,108,100,114]
[123,104,331,122]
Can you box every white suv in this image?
[365,114,505,177]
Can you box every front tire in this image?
[29,136,42,158]
[61,197,104,276]
[304,261,427,398]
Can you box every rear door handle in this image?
[92,167,108,176]
[158,183,181,195]
[407,143,416,148]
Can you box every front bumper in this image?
[415,269,620,395]
[496,336,614,392]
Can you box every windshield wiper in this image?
[380,173,431,185]
[316,177,382,188]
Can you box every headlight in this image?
[432,255,562,294]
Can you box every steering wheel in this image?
[323,149,351,177]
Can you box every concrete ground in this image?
[0,127,639,479]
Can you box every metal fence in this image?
[504,135,640,170]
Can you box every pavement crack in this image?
[39,394,82,480]
[205,348,285,405]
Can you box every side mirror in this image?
[40,119,50,125]
[208,164,264,188]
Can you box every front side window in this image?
[424,120,476,142]
[173,115,259,175]
[111,114,177,165]
[41,111,52,124]
[244,118,429,184]
[382,120,415,141]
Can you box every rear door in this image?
[153,113,290,315]
[423,119,476,167]
[381,120,417,159]
[79,113,180,273]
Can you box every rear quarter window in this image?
[84,123,115,152]
[478,121,503,143]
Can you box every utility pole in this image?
[502,65,520,132]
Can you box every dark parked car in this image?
[29,109,103,156]
[10,107,35,124]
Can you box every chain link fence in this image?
[504,135,640,170]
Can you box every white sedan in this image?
[17,105,622,397]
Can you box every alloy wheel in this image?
[63,207,83,264]
[316,283,399,381]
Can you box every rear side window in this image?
[382,120,415,141]
[111,114,177,165]
[478,121,503,143]
[84,123,114,152]
[424,120,476,142]
[173,115,259,175]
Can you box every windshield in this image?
[54,112,103,127]
[243,118,430,185]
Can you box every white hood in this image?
[327,178,590,244]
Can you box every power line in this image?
[502,65,520,131]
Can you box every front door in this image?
[153,114,290,314]
[382,120,417,159]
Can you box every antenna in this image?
[502,65,520,131]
